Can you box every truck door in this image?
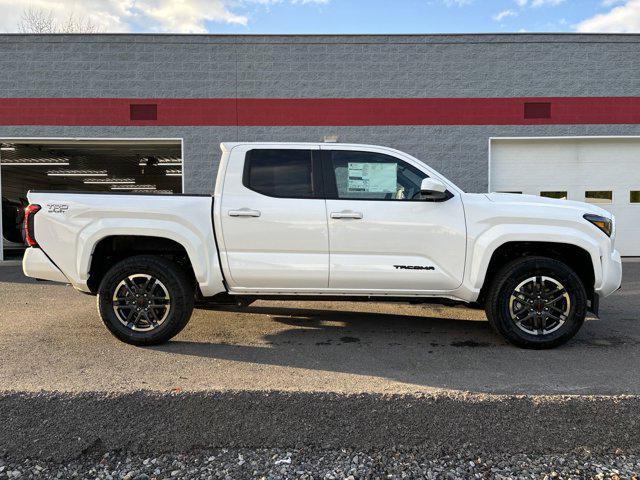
[219,145,329,291]
[322,146,466,293]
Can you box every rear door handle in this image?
[228,208,261,218]
[330,211,363,220]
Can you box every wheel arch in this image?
[477,241,596,306]
[86,235,198,294]
[75,218,226,297]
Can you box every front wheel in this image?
[485,257,587,349]
[97,255,195,345]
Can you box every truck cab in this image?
[215,143,466,295]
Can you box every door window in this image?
[326,150,428,201]
[243,149,317,198]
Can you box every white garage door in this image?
[490,137,640,256]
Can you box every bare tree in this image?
[18,7,100,33]
[18,7,56,33]
[58,12,100,34]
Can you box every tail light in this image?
[23,204,41,247]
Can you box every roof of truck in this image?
[220,142,393,151]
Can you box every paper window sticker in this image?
[347,162,397,193]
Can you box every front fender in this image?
[467,224,602,293]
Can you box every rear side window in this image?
[243,149,316,198]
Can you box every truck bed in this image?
[26,190,222,296]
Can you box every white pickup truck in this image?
[22,142,622,349]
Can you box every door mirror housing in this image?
[420,178,449,201]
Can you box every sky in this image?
[1,0,639,34]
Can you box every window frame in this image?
[242,148,324,200]
[320,150,452,203]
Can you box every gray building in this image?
[1,33,640,259]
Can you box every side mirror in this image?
[420,178,449,201]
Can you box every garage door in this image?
[1,139,183,262]
[490,137,640,256]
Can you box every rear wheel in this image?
[98,255,194,345]
[485,256,587,349]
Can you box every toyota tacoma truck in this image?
[22,142,622,349]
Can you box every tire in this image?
[485,256,587,349]
[97,255,195,346]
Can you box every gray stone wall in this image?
[1,34,639,193]
[3,124,640,194]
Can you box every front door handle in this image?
[228,208,261,218]
[330,211,363,220]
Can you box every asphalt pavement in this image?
[0,261,638,395]
[1,260,639,460]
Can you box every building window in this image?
[540,191,567,200]
[243,149,315,198]
[631,191,640,203]
[585,191,613,204]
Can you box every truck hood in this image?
[483,192,612,219]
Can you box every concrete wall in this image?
[1,34,640,193]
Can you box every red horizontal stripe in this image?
[1,97,640,126]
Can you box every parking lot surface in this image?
[0,261,639,396]
[0,262,640,394]
[1,261,639,461]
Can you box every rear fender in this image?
[77,219,225,297]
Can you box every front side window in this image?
[328,150,428,201]
[244,149,315,198]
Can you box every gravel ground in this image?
[3,391,640,461]
[1,448,639,479]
